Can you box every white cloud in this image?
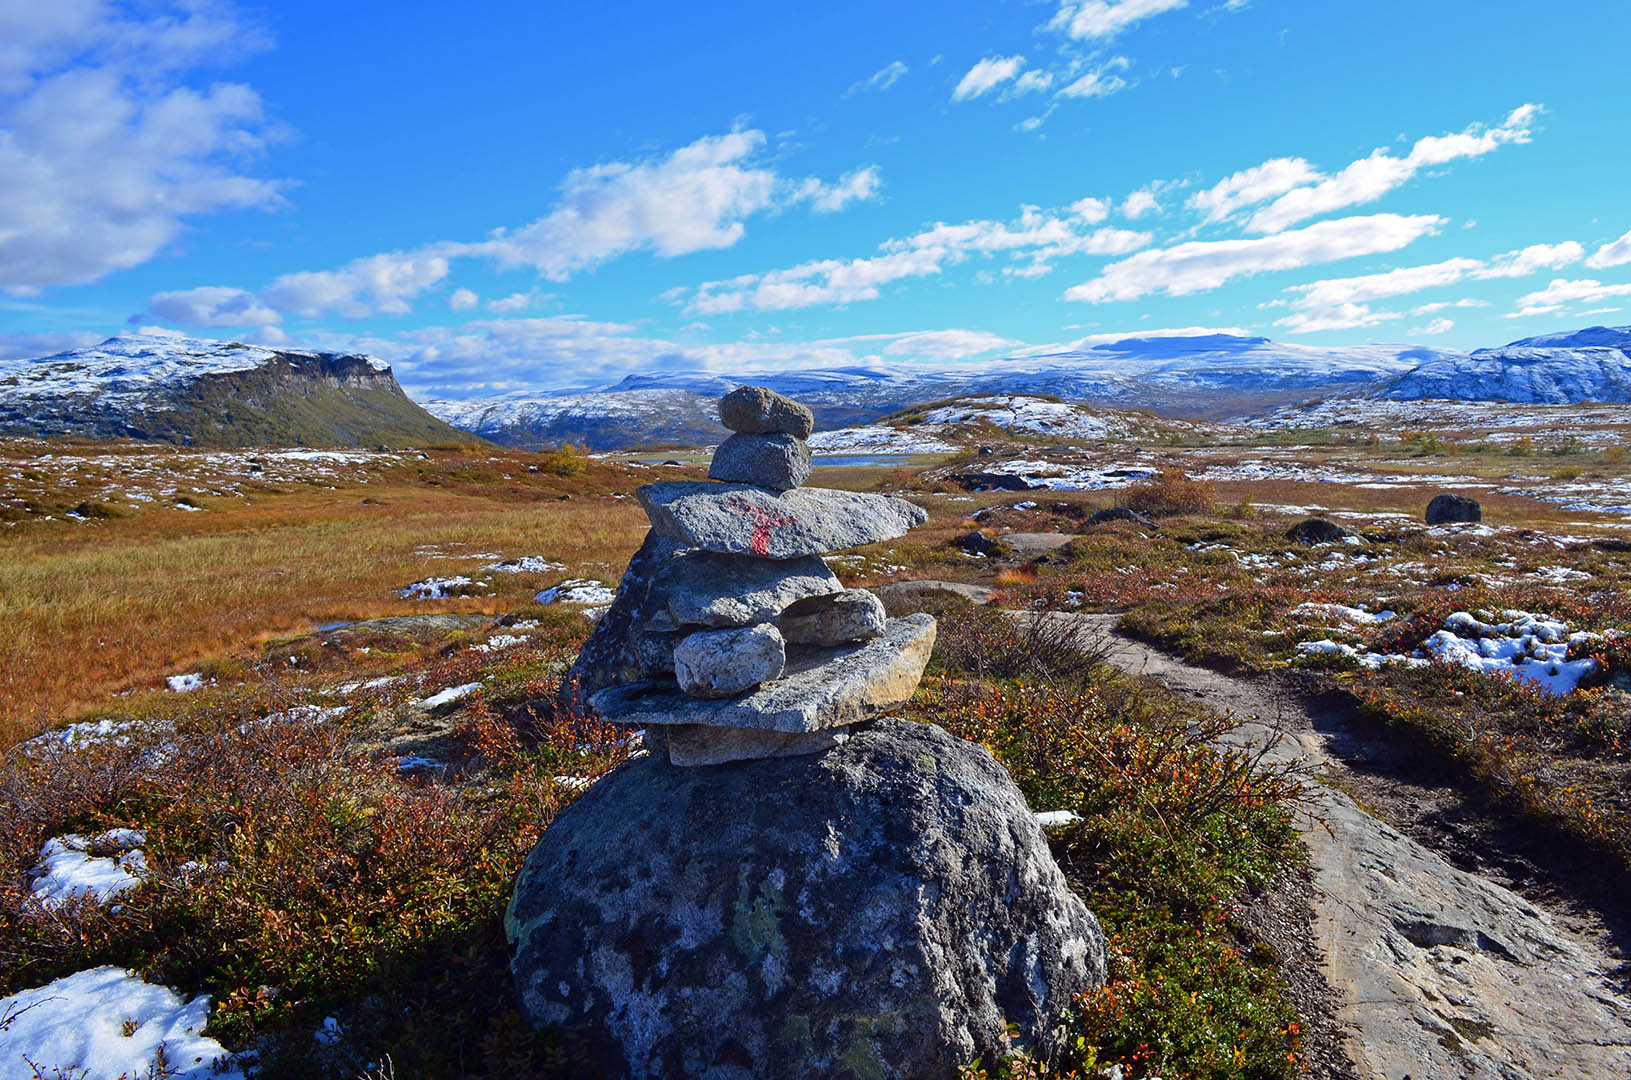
[1049,0,1189,40]
[1586,229,1631,270]
[796,165,883,214]
[487,291,548,315]
[952,55,1026,101]
[879,329,1018,360]
[1511,278,1631,318]
[246,325,288,346]
[1011,70,1055,95]
[260,252,452,319]
[1287,258,1483,312]
[1071,196,1111,223]
[448,288,479,312]
[1188,157,1320,223]
[846,60,908,97]
[1475,241,1582,278]
[1065,212,1444,303]
[148,285,282,327]
[1411,299,1485,316]
[1245,105,1538,234]
[0,1,285,294]
[1417,318,1455,335]
[1275,303,1400,334]
[1056,65,1128,100]
[686,204,1150,315]
[0,329,104,363]
[1121,188,1161,218]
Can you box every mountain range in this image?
[2,326,1628,449]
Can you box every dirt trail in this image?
[1038,612,1631,1080]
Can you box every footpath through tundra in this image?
[1026,609,1631,1078]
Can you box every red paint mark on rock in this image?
[731,495,796,557]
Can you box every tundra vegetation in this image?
[2,399,1628,1077]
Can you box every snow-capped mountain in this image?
[432,334,1456,448]
[1381,325,1631,403]
[0,333,479,447]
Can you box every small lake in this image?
[811,454,917,469]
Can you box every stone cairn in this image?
[564,384,938,766]
[514,386,1108,1078]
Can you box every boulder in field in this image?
[1426,493,1482,525]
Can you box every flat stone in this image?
[779,588,886,646]
[560,532,683,713]
[652,551,840,628]
[673,624,786,699]
[589,614,936,732]
[718,385,814,438]
[666,724,848,766]
[708,432,811,491]
[638,482,928,559]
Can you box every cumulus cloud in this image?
[1586,228,1631,270]
[1244,105,1538,234]
[1511,278,1631,318]
[1011,70,1055,95]
[845,60,908,97]
[487,291,547,315]
[260,252,452,319]
[1188,157,1320,223]
[1055,65,1128,99]
[795,165,883,213]
[1049,0,1189,40]
[1064,212,1444,303]
[1071,196,1111,223]
[952,55,1026,101]
[686,204,1151,314]
[0,329,104,363]
[0,0,285,294]
[448,288,479,312]
[1475,241,1582,279]
[1121,188,1161,219]
[147,285,282,327]
[1417,318,1455,335]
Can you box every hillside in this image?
[1381,324,1631,403]
[0,334,483,448]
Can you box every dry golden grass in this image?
[0,447,658,744]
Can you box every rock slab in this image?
[719,385,815,439]
[780,589,887,646]
[589,614,936,732]
[708,432,812,491]
[639,482,929,559]
[654,551,840,628]
[506,720,1108,1079]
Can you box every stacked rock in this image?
[566,385,937,766]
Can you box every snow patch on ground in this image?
[29,831,148,909]
[1290,603,1397,626]
[416,682,482,709]
[0,967,246,1080]
[166,673,206,693]
[399,576,488,599]
[1423,611,1603,696]
[483,555,566,574]
[536,579,616,605]
[807,427,959,454]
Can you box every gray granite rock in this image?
[779,588,886,646]
[590,614,936,732]
[653,551,840,628]
[718,384,814,439]
[506,719,1108,1079]
[1086,506,1159,530]
[638,482,928,558]
[1286,516,1352,544]
[673,624,787,699]
[560,532,682,713]
[667,723,848,766]
[1426,492,1482,525]
[708,432,812,491]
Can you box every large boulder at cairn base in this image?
[507,720,1107,1079]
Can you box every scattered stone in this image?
[1086,506,1159,529]
[1427,492,1483,525]
[638,482,928,558]
[779,589,886,646]
[590,614,936,732]
[708,432,812,491]
[952,529,1008,557]
[1286,517,1353,544]
[950,471,1034,492]
[869,579,996,609]
[506,719,1108,1079]
[654,551,840,627]
[718,385,815,439]
[1002,532,1078,557]
[673,624,787,699]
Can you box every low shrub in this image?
[1118,470,1216,517]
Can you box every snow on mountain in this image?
[0,332,471,447]
[423,388,729,450]
[1382,325,1631,403]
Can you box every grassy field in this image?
[3,413,1629,1078]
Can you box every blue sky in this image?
[3,0,1630,397]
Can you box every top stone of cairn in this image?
[720,385,814,440]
